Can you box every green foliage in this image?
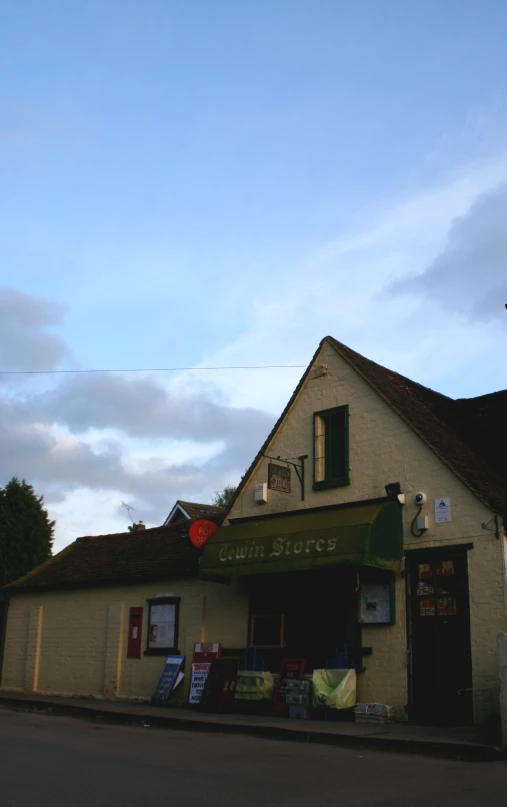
[0,478,54,587]
[212,485,237,508]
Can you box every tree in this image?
[212,485,237,508]
[0,478,54,587]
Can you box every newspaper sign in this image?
[152,655,185,705]
[189,662,212,704]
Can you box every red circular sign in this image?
[189,519,219,548]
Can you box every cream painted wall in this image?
[223,342,507,716]
[1,578,248,702]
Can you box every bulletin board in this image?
[358,579,395,625]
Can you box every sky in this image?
[1,0,507,552]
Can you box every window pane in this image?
[314,414,326,482]
[326,409,346,480]
[149,603,176,649]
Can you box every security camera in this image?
[415,492,427,505]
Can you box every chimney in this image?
[136,520,146,531]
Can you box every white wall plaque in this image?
[434,497,451,523]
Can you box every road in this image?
[0,706,506,806]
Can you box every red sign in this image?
[272,657,306,715]
[192,643,222,663]
[189,519,219,548]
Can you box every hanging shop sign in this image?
[151,655,185,705]
[189,519,219,548]
[268,463,291,494]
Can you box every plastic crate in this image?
[354,703,395,723]
[289,703,310,720]
[285,679,311,705]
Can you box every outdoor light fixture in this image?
[385,482,405,505]
[385,482,401,496]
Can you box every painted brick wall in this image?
[1,577,248,702]
[224,342,507,714]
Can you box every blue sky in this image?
[1,1,507,550]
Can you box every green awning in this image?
[199,501,403,578]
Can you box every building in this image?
[0,512,243,702]
[199,336,507,725]
[163,500,225,525]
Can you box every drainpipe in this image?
[498,633,507,750]
[0,590,8,686]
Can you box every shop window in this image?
[313,405,350,489]
[250,614,284,648]
[145,597,180,656]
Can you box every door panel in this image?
[407,550,473,725]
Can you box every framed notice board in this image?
[358,577,395,625]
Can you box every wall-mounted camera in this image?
[415,492,427,505]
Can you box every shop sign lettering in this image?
[217,534,340,564]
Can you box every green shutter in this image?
[314,405,350,489]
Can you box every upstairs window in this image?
[313,405,350,489]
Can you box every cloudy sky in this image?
[1,1,507,551]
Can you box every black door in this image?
[407,548,473,725]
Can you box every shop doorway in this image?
[406,547,473,725]
[247,567,360,672]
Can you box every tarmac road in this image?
[0,706,505,807]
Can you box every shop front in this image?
[200,499,404,711]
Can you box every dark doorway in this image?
[247,567,360,672]
[406,547,473,725]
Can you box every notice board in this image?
[359,581,393,624]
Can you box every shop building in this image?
[0,510,246,702]
[200,336,507,725]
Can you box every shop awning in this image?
[199,501,403,578]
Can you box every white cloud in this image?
[191,154,507,409]
[4,154,507,551]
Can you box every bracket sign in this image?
[262,454,308,501]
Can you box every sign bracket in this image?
[262,454,308,501]
[481,514,500,539]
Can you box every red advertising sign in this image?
[189,643,222,705]
[272,657,306,714]
[189,519,219,548]
[192,643,222,663]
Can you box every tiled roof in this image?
[177,501,225,519]
[224,336,507,519]
[326,337,507,517]
[452,390,507,482]
[6,522,209,593]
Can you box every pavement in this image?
[0,707,506,807]
[0,691,504,761]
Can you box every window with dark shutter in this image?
[313,405,350,489]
